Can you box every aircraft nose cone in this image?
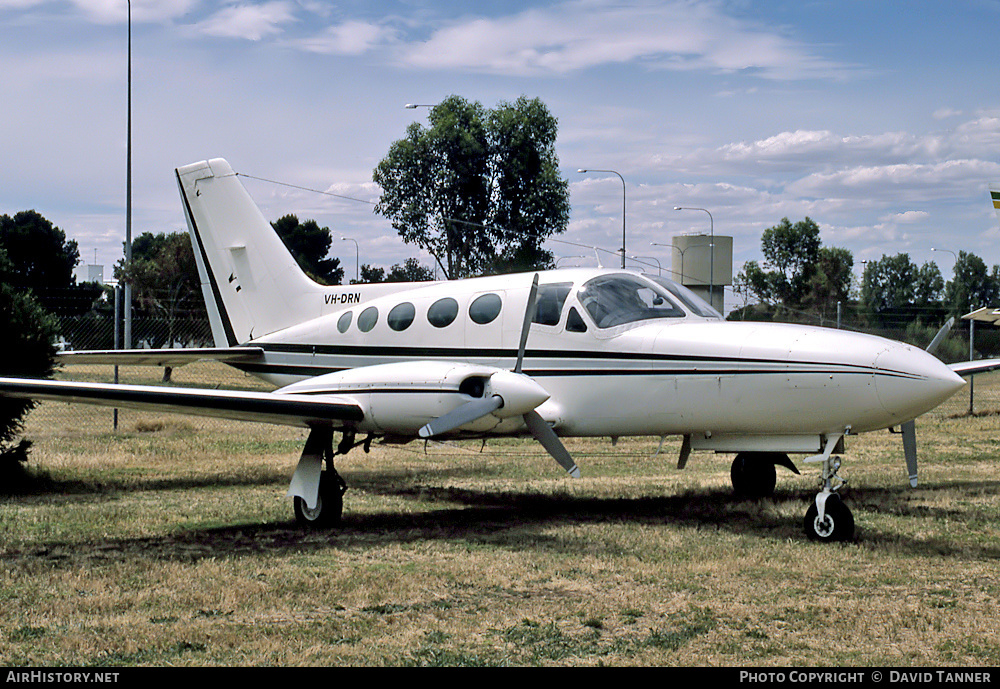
[874,342,965,421]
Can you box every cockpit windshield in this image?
[648,276,722,319]
[578,275,684,328]
[577,274,722,329]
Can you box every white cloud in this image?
[394,0,851,79]
[786,159,1000,204]
[933,108,963,120]
[293,20,396,55]
[883,210,930,224]
[75,0,197,23]
[193,1,297,41]
[0,0,196,22]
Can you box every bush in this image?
[0,282,56,491]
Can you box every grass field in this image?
[2,363,1000,666]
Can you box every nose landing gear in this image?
[802,435,855,542]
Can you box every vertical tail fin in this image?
[177,159,321,346]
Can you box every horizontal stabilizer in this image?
[57,347,264,368]
[0,377,362,428]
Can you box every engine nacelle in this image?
[275,361,550,435]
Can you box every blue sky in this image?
[2,0,1000,311]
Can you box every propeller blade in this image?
[515,274,540,374]
[901,419,918,488]
[418,396,503,438]
[523,410,580,478]
[898,318,948,487]
[926,317,954,356]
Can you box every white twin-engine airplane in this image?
[0,158,983,542]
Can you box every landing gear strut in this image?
[289,427,369,529]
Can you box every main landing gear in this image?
[729,452,800,499]
[289,428,370,529]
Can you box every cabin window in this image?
[579,275,684,328]
[533,283,572,326]
[337,311,352,333]
[469,293,502,324]
[387,302,415,332]
[566,307,588,333]
[427,297,459,328]
[358,306,379,332]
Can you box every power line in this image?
[236,172,377,206]
[239,170,633,271]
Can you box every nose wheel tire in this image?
[803,494,854,542]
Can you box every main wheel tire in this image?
[803,494,855,542]
[730,453,778,499]
[293,471,345,529]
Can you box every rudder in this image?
[176,159,322,346]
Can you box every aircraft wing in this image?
[948,359,1000,376]
[0,377,362,429]
[56,346,265,368]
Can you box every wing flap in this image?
[0,377,362,428]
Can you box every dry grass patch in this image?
[2,364,1000,665]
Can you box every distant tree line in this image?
[733,217,1000,361]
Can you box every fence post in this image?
[113,284,120,431]
[969,318,976,415]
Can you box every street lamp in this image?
[556,255,586,267]
[652,241,688,283]
[629,255,661,276]
[675,207,714,307]
[341,236,359,283]
[931,247,957,262]
[578,169,626,268]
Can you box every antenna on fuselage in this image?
[593,247,603,268]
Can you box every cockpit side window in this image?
[532,283,573,326]
[579,275,685,328]
[566,307,588,333]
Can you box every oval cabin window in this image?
[387,302,415,331]
[357,306,379,332]
[469,294,502,324]
[427,297,459,328]
[337,311,352,333]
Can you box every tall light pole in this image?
[675,207,713,307]
[342,236,359,283]
[123,0,132,350]
[578,169,626,268]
